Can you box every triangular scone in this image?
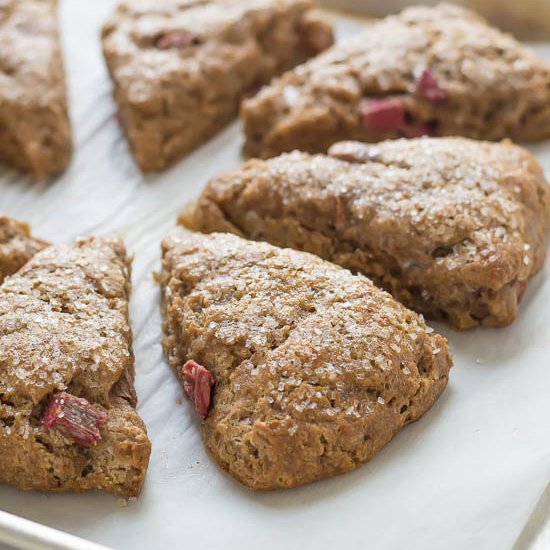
[101,0,333,171]
[0,0,72,176]
[0,215,48,283]
[0,237,151,496]
[241,3,550,158]
[161,230,451,490]
[183,137,550,330]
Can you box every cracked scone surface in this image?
[101,0,333,171]
[0,215,48,283]
[183,137,550,330]
[241,3,550,158]
[0,0,72,176]
[161,231,451,490]
[0,236,151,496]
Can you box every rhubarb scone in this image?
[0,0,72,176]
[0,237,151,496]
[0,215,48,283]
[161,230,451,490]
[241,3,550,158]
[101,0,333,171]
[182,137,550,330]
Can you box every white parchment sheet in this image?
[0,2,548,549]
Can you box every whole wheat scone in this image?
[161,230,451,490]
[241,3,550,158]
[0,237,151,496]
[101,0,333,172]
[0,0,72,176]
[0,215,48,283]
[182,137,550,330]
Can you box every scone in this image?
[241,3,550,158]
[0,0,72,176]
[101,0,333,171]
[0,237,151,496]
[161,230,451,490]
[0,215,48,283]
[182,137,550,329]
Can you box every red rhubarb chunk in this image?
[43,392,107,447]
[360,98,405,132]
[417,68,447,104]
[181,360,215,419]
[155,30,196,50]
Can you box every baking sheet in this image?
[0,2,549,549]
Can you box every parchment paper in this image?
[0,2,548,549]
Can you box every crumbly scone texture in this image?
[101,0,333,172]
[241,2,550,158]
[161,230,451,490]
[0,215,49,283]
[183,137,550,329]
[0,237,151,496]
[0,0,72,176]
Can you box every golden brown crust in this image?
[241,3,550,158]
[161,230,451,490]
[0,237,151,496]
[101,0,333,171]
[0,215,49,283]
[184,137,550,329]
[0,0,72,176]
